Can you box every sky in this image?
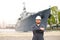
[0,0,60,25]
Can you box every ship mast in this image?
[20,2,27,19]
[23,2,26,13]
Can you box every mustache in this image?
[36,23,40,24]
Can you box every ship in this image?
[15,3,51,32]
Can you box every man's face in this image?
[35,19,41,24]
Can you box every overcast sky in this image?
[0,0,60,25]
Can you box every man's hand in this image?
[40,27,44,31]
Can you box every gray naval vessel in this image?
[15,3,51,32]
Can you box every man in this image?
[32,15,44,40]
